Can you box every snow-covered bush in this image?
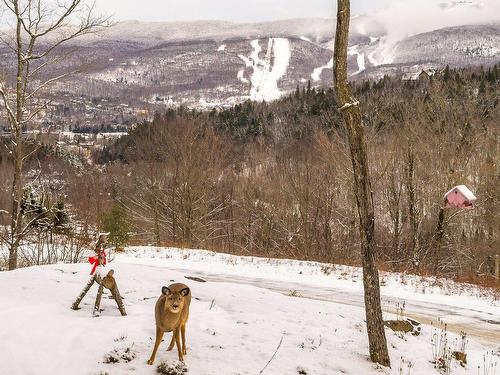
[431,319,452,375]
[103,345,137,364]
[156,360,188,375]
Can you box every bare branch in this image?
[26,70,77,99]
[0,81,17,127]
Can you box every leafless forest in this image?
[1,66,498,284]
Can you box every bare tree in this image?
[0,0,109,270]
[333,0,390,367]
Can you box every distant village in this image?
[0,65,444,157]
[0,91,171,153]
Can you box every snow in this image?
[0,246,498,375]
[368,49,379,65]
[217,44,226,52]
[300,36,312,42]
[238,38,291,102]
[370,36,397,65]
[347,45,366,75]
[237,68,249,84]
[119,247,499,313]
[311,58,333,82]
[311,46,366,81]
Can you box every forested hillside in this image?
[1,65,499,281]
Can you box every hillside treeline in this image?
[1,65,499,280]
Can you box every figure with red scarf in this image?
[88,232,110,275]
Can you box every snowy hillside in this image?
[1,18,497,109]
[393,24,500,64]
[0,247,498,375]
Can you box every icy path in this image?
[119,247,500,346]
[238,38,291,102]
[172,268,500,346]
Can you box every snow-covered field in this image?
[0,246,498,375]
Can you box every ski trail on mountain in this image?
[311,45,366,81]
[348,45,366,75]
[311,58,333,82]
[238,38,291,101]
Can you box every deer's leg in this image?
[174,327,183,361]
[147,327,164,365]
[167,331,176,351]
[181,324,187,355]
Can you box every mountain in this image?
[0,18,498,115]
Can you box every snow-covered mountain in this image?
[0,18,498,108]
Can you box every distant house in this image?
[402,69,437,81]
[418,70,431,81]
[444,185,476,209]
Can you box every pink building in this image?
[444,185,476,209]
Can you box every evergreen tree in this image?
[443,65,451,81]
[103,204,131,250]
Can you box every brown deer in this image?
[147,283,191,365]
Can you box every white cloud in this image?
[95,0,337,22]
[373,0,500,40]
[369,0,500,64]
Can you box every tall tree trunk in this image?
[2,0,109,270]
[9,148,23,270]
[405,146,418,267]
[433,205,446,273]
[9,6,25,271]
[333,0,390,367]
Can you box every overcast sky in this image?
[95,0,385,22]
[93,0,500,32]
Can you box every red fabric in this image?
[88,249,107,275]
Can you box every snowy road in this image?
[116,247,499,347]
[144,264,500,346]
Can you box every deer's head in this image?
[161,286,190,313]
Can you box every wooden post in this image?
[496,255,499,279]
[101,270,127,316]
[71,276,95,310]
[110,284,127,316]
[93,282,104,316]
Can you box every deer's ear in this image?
[180,287,190,297]
[162,286,171,296]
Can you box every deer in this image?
[147,283,191,365]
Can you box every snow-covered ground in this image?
[0,246,498,375]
